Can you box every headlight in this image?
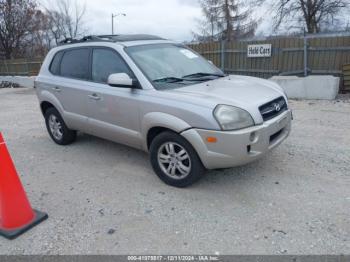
[214,105,254,130]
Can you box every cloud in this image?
[81,0,202,41]
[38,0,275,41]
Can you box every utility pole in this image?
[112,14,114,35]
[112,13,126,35]
[291,26,309,77]
[303,27,308,77]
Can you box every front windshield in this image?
[126,44,224,90]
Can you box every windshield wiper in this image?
[153,77,186,83]
[153,76,209,83]
[182,72,226,79]
[154,73,226,84]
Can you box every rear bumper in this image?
[181,110,292,169]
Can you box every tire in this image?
[150,131,205,188]
[44,107,76,145]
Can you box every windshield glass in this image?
[126,44,224,90]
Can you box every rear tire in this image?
[44,107,76,145]
[150,131,205,188]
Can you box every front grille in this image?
[259,97,287,121]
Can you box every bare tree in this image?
[0,0,87,59]
[346,21,350,32]
[0,0,39,59]
[264,0,349,33]
[194,0,257,41]
[44,0,87,44]
[25,11,52,57]
[193,0,221,41]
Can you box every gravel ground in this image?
[0,88,349,255]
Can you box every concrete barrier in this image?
[270,75,340,100]
[0,76,35,88]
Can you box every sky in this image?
[84,0,204,41]
[38,0,273,42]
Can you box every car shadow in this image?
[74,132,272,189]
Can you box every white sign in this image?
[247,44,272,58]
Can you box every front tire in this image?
[44,107,76,145]
[150,131,205,188]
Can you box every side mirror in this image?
[108,73,140,89]
[208,60,214,65]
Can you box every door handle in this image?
[88,94,101,101]
[52,87,61,92]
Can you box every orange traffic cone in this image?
[0,133,48,240]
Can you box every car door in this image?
[86,47,142,149]
[49,48,91,131]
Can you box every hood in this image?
[164,75,285,110]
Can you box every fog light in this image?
[250,132,256,142]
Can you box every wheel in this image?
[150,131,205,188]
[44,107,76,145]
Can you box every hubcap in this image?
[157,142,191,179]
[49,115,63,140]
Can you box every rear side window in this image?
[92,48,132,83]
[60,49,90,80]
[49,51,63,75]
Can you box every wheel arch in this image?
[40,101,56,116]
[39,90,65,116]
[146,127,176,150]
[142,112,192,151]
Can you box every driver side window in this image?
[92,48,132,83]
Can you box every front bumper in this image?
[181,110,292,169]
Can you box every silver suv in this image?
[35,34,292,187]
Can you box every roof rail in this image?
[97,34,165,42]
[58,34,165,46]
[58,38,78,45]
[58,35,112,45]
